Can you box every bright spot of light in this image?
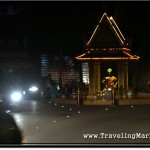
[11,91,22,102]
[14,114,23,125]
[5,110,11,114]
[57,85,60,90]
[29,86,38,92]
[108,88,112,91]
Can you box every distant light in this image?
[108,88,112,91]
[107,68,112,73]
[110,16,113,20]
[5,110,11,113]
[29,86,38,92]
[11,91,22,102]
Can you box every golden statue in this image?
[102,68,117,91]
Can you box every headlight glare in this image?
[11,92,22,102]
[29,86,38,92]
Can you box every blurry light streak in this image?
[14,114,23,126]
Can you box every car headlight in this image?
[29,86,38,92]
[11,91,22,102]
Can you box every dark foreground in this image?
[9,99,150,146]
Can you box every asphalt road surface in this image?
[10,99,150,146]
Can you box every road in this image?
[10,99,150,146]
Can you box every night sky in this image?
[1,1,150,68]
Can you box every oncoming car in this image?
[24,83,43,100]
[0,82,25,106]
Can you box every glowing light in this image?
[5,110,11,113]
[86,25,99,46]
[98,13,107,24]
[76,49,140,60]
[108,88,112,91]
[106,15,124,44]
[11,91,22,102]
[123,51,140,59]
[110,16,125,41]
[14,114,23,126]
[85,48,130,51]
[86,12,125,46]
[86,13,107,46]
[75,52,87,59]
[76,57,139,60]
[76,12,140,63]
[107,68,112,73]
[29,86,38,92]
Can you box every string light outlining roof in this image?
[76,50,140,61]
[86,13,127,48]
[76,12,140,61]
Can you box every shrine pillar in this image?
[124,61,128,91]
[87,61,101,99]
[118,61,128,91]
[94,61,101,94]
[88,62,95,94]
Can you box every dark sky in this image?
[1,1,150,62]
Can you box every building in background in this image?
[41,54,79,86]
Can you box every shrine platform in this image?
[55,92,150,106]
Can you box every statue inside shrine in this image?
[102,68,118,92]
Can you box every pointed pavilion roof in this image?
[86,13,127,48]
[76,13,140,61]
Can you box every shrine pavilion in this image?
[76,13,140,101]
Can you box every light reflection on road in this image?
[13,113,23,126]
